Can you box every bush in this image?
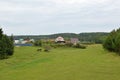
[51,43,66,48]
[103,28,120,55]
[73,43,86,49]
[65,43,73,47]
[34,40,42,46]
[50,43,86,49]
[44,46,51,52]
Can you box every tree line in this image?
[13,32,109,44]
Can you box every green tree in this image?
[0,28,3,38]
[103,28,120,55]
[0,28,14,59]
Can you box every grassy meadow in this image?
[0,44,120,80]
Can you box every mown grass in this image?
[0,45,120,80]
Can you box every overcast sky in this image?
[0,0,120,35]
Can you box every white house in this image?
[55,36,65,43]
[14,40,19,44]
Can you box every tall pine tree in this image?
[0,28,3,38]
[0,28,14,59]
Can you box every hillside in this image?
[0,45,120,80]
[13,32,109,43]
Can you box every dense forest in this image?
[13,32,109,44]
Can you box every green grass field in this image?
[0,45,120,80]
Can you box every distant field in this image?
[0,45,120,80]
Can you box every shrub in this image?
[103,28,120,55]
[73,43,86,49]
[65,43,73,47]
[44,46,51,52]
[52,44,66,48]
[34,40,42,46]
[37,48,42,52]
[50,44,57,48]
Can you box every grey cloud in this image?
[0,0,120,35]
